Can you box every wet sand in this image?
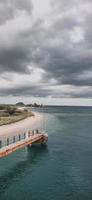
[0,112,43,141]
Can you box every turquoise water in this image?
[0,106,92,200]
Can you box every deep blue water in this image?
[0,106,92,200]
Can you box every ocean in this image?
[0,106,92,200]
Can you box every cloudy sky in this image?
[0,0,92,105]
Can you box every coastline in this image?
[0,112,34,126]
[0,112,43,140]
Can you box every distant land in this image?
[16,102,43,107]
[0,101,43,126]
[0,104,34,126]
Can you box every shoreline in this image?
[0,112,34,126]
[0,112,43,140]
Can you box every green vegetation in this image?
[0,105,34,126]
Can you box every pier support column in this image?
[0,140,2,148]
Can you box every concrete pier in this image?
[0,132,48,158]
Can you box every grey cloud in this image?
[31,44,92,86]
[51,0,76,11]
[0,86,51,98]
[0,84,92,99]
[0,79,91,100]
[0,18,43,74]
[13,0,33,13]
[0,0,32,24]
[0,46,31,74]
[0,0,92,98]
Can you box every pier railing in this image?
[0,129,41,149]
[0,130,48,158]
[0,132,26,149]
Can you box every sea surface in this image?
[0,106,92,200]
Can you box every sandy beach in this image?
[0,112,43,141]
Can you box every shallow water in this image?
[0,106,92,200]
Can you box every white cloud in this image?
[70,27,84,43]
[0,67,45,89]
[32,0,52,19]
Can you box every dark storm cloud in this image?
[37,46,92,86]
[0,84,92,99]
[0,0,92,98]
[0,18,43,74]
[0,47,31,73]
[29,0,92,88]
[0,86,51,97]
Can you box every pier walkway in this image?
[0,132,48,158]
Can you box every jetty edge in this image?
[0,131,48,158]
